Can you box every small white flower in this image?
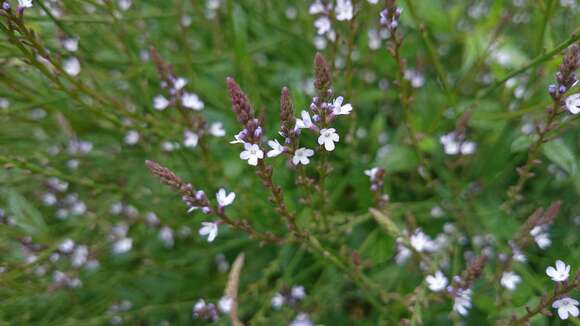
[395,242,412,264]
[410,229,433,253]
[295,110,313,129]
[426,271,448,292]
[59,239,75,253]
[153,95,169,111]
[271,293,285,309]
[500,271,521,291]
[552,297,579,320]
[546,260,570,282]
[318,128,339,151]
[62,37,79,52]
[530,226,551,249]
[240,143,264,166]
[292,147,314,165]
[367,0,379,3]
[289,313,313,326]
[216,188,235,207]
[430,206,444,218]
[18,0,33,8]
[335,0,354,21]
[453,288,472,316]
[117,0,132,10]
[565,93,580,114]
[183,131,199,148]
[308,0,325,14]
[314,16,332,35]
[218,296,233,313]
[364,167,380,180]
[182,92,204,111]
[174,77,188,90]
[291,285,306,300]
[124,130,140,145]
[198,222,219,242]
[460,141,477,155]
[230,131,245,144]
[159,226,174,248]
[209,122,226,137]
[112,238,133,254]
[63,57,81,76]
[331,96,353,115]
[267,139,285,157]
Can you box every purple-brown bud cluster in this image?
[227,77,263,144]
[549,44,579,99]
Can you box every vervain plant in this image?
[0,0,578,325]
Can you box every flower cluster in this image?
[308,0,354,49]
[439,132,477,156]
[548,44,579,99]
[379,0,402,33]
[271,285,307,309]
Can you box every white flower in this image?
[62,37,79,52]
[240,143,264,166]
[565,93,580,114]
[430,206,444,218]
[395,242,412,264]
[229,131,245,144]
[218,296,233,313]
[183,130,199,148]
[209,122,226,137]
[59,239,75,253]
[460,141,477,155]
[153,95,169,111]
[291,285,306,300]
[271,293,285,309]
[410,229,434,253]
[440,132,476,156]
[335,0,354,21]
[173,77,188,90]
[267,139,285,157]
[500,271,521,291]
[292,147,314,165]
[453,289,472,316]
[308,0,325,14]
[314,16,332,35]
[198,222,219,242]
[117,0,132,10]
[364,167,380,180]
[18,0,33,8]
[182,92,204,110]
[367,0,379,3]
[552,297,579,320]
[63,57,81,76]
[289,313,313,326]
[112,238,133,254]
[530,226,551,249]
[318,128,339,151]
[295,110,313,129]
[331,96,353,115]
[124,130,140,145]
[216,188,235,207]
[426,271,448,292]
[546,260,570,282]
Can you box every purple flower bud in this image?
[202,207,211,214]
[309,103,317,111]
[195,190,205,201]
[254,126,262,138]
[312,114,320,122]
[285,137,292,145]
[548,84,557,94]
[2,2,10,10]
[390,21,398,29]
[559,85,567,94]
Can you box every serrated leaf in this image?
[542,139,577,175]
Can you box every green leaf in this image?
[377,145,420,173]
[542,139,577,175]
[359,229,395,263]
[510,135,533,152]
[6,190,48,238]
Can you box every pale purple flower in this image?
[546,260,570,282]
[153,95,169,111]
[240,143,264,166]
[182,92,204,110]
[292,148,314,165]
[553,297,579,320]
[216,188,235,207]
[500,271,521,291]
[267,139,285,157]
[331,96,353,115]
[318,128,339,151]
[295,110,314,129]
[199,222,219,242]
[426,271,448,292]
[565,93,580,114]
